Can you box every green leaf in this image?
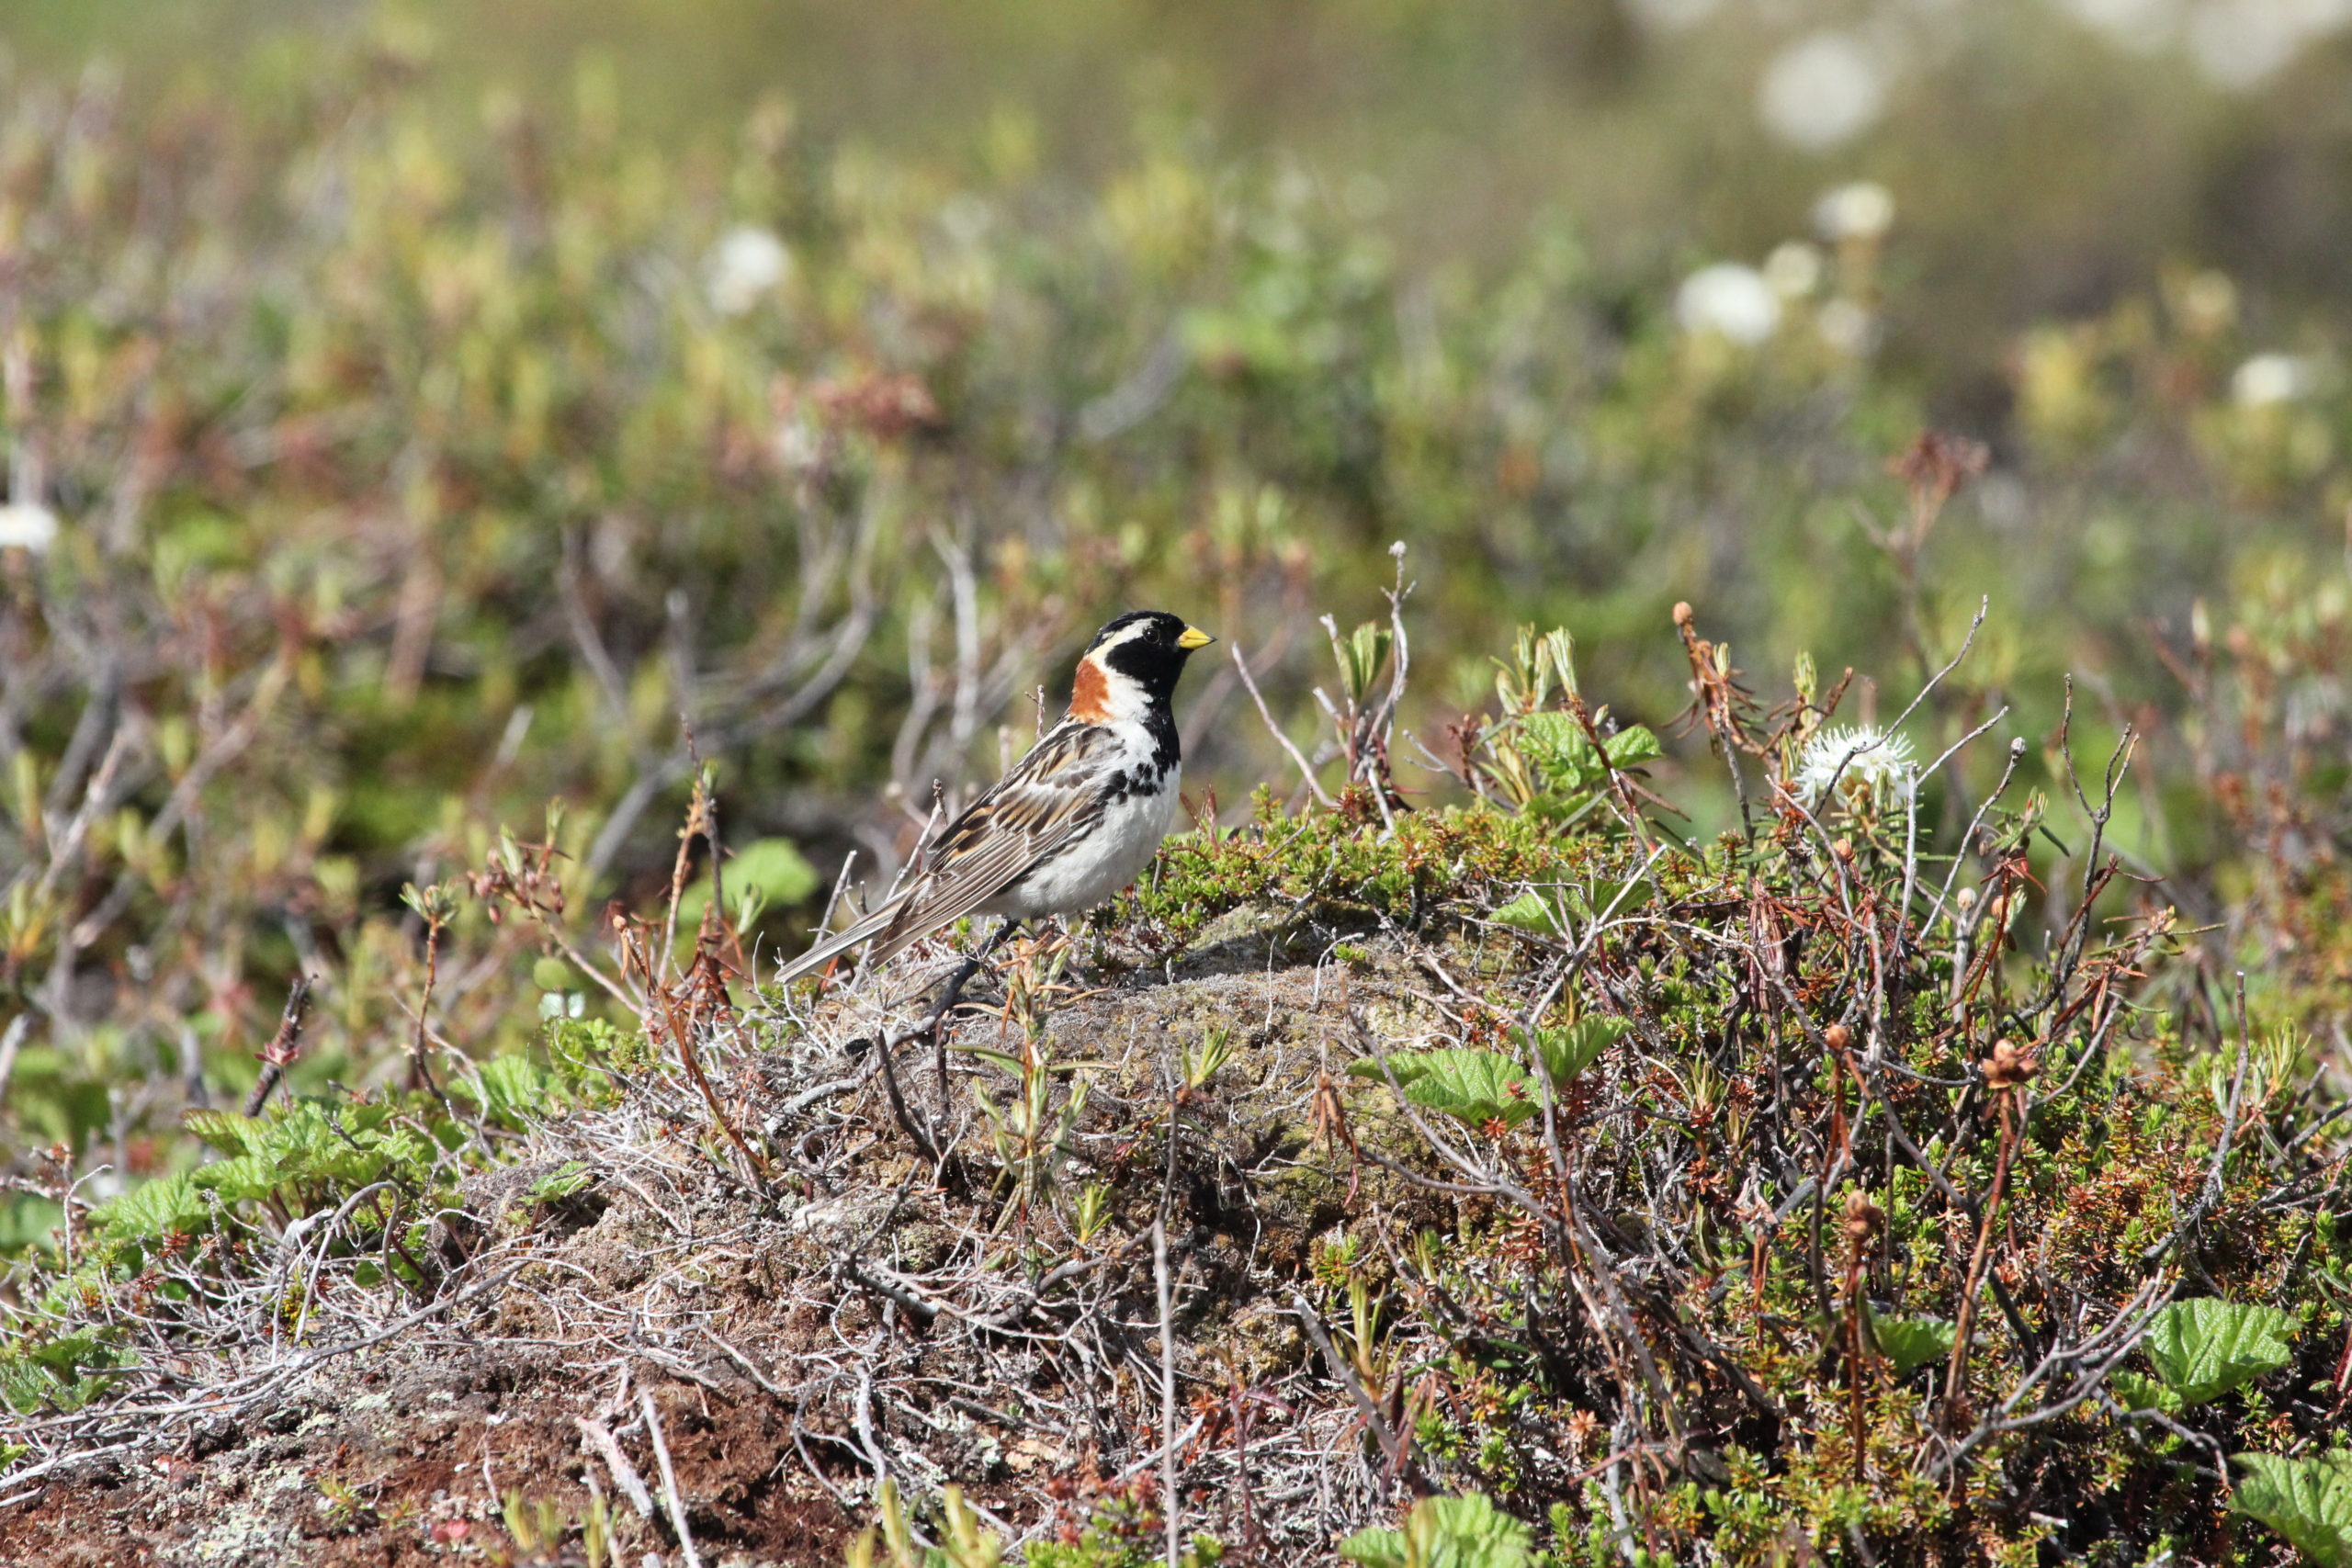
[181,1107,260,1156]
[677,838,820,933]
[1342,1494,1533,1568]
[2233,1451,2352,1568]
[1514,713,1597,791]
[1351,1049,1536,1131]
[460,1054,558,1128]
[1515,715,1663,798]
[90,1173,206,1243]
[2108,1371,2181,1414]
[1489,890,1564,934]
[1865,1311,1956,1375]
[1602,725,1663,769]
[526,1161,593,1203]
[1348,1054,1435,1088]
[1521,1017,1624,1088]
[2143,1298,2296,1404]
[189,1155,279,1202]
[1568,872,1655,919]
[0,1330,133,1415]
[1338,621,1393,706]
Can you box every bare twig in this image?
[1231,642,1333,808]
[575,1416,658,1520]
[242,976,313,1116]
[639,1391,703,1568]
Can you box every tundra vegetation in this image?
[0,21,2350,1568]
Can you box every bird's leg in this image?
[925,919,1022,1110]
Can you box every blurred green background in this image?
[18,0,2352,388]
[6,0,2352,1229]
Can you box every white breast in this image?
[984,761,1181,919]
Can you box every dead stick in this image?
[1156,1219,1180,1568]
[639,1392,703,1568]
[243,976,313,1116]
[574,1416,656,1519]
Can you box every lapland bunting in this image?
[775,611,1215,1003]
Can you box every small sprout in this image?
[1183,1024,1236,1091]
[499,1490,564,1555]
[1072,1181,1114,1245]
[582,1493,611,1568]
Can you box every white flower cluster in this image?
[0,502,60,555]
[704,226,791,316]
[1758,31,1890,151]
[1792,724,1917,809]
[2232,352,2321,409]
[1676,183,1894,356]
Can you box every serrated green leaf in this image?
[1865,1311,1956,1375]
[1341,1493,1532,1568]
[180,1108,259,1156]
[1521,1017,1624,1088]
[2233,1450,2352,1568]
[90,1173,206,1243]
[1568,872,1656,919]
[2144,1298,2296,1404]
[526,1161,593,1203]
[460,1054,556,1128]
[1515,715,1662,800]
[1606,726,1663,768]
[0,1329,133,1415]
[1348,1054,1438,1088]
[1490,891,1564,934]
[2109,1371,2180,1414]
[1339,1527,1408,1568]
[1515,713,1598,791]
[189,1155,278,1201]
[1352,1049,1535,1131]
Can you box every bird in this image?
[775,610,1215,1022]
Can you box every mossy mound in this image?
[5,785,2347,1566]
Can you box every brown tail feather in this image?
[771,899,910,987]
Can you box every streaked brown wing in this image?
[875,721,1116,951]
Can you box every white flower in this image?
[2233,352,2315,408]
[0,502,60,554]
[1764,241,1826,299]
[1677,264,1782,346]
[1816,299,1879,356]
[1758,32,1889,151]
[1792,725,1917,808]
[1814,181,1897,243]
[704,226,791,316]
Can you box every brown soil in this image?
[0,1337,855,1566]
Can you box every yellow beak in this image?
[1177,626,1216,650]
